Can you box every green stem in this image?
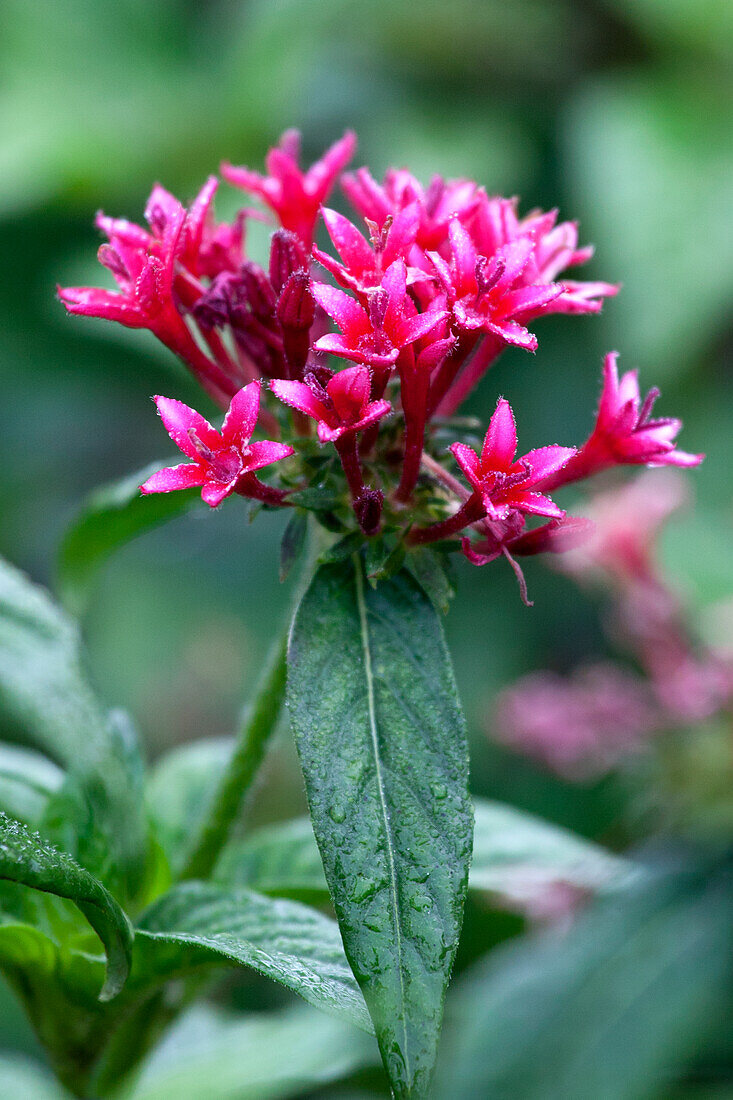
[179,628,288,881]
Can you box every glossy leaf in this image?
[122,1003,378,1100]
[135,882,373,1033]
[0,813,133,1001]
[0,744,64,826]
[287,558,473,1097]
[216,799,632,914]
[437,853,733,1100]
[57,462,198,615]
[0,558,148,902]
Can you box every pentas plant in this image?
[0,129,705,1100]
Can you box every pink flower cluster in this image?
[59,130,702,592]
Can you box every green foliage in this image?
[216,798,632,911]
[0,813,132,1001]
[118,1004,378,1100]
[437,852,733,1099]
[146,737,233,877]
[57,463,198,616]
[0,557,149,904]
[288,557,473,1097]
[0,744,64,826]
[134,882,373,1033]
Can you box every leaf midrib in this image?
[353,555,410,1080]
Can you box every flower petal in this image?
[221,382,261,448]
[310,282,370,337]
[509,490,565,519]
[321,207,374,273]
[140,462,205,495]
[244,440,295,472]
[522,445,577,485]
[450,442,482,487]
[154,396,222,459]
[271,379,328,421]
[482,398,517,470]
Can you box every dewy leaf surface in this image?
[216,799,633,913]
[0,813,133,1000]
[287,558,473,1098]
[135,882,372,1033]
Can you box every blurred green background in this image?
[0,0,731,1074]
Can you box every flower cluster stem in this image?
[179,627,288,881]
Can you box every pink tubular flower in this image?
[59,183,244,406]
[313,205,422,296]
[471,194,618,316]
[312,259,448,368]
[430,220,563,351]
[222,129,356,245]
[271,365,390,444]
[140,381,293,507]
[341,166,480,250]
[540,353,704,491]
[451,398,574,521]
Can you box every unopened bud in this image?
[354,489,383,536]
[269,229,308,294]
[277,272,315,330]
[238,261,277,320]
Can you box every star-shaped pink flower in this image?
[450,398,575,520]
[271,365,390,444]
[222,129,356,245]
[312,259,448,368]
[140,381,293,507]
[430,220,564,351]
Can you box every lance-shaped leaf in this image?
[57,462,198,615]
[0,558,148,903]
[216,799,633,915]
[121,1003,378,1100]
[0,813,133,1000]
[134,882,372,1033]
[287,558,473,1098]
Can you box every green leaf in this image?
[217,799,632,914]
[0,813,133,1001]
[0,558,148,902]
[146,737,233,876]
[405,547,455,614]
[436,852,733,1100]
[287,558,473,1097]
[0,744,64,826]
[318,532,365,563]
[135,882,373,1034]
[57,462,198,616]
[279,510,308,582]
[469,799,635,908]
[365,532,406,587]
[121,1003,378,1100]
[215,817,328,899]
[287,486,342,512]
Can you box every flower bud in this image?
[354,488,383,536]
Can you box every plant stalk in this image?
[179,627,288,881]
